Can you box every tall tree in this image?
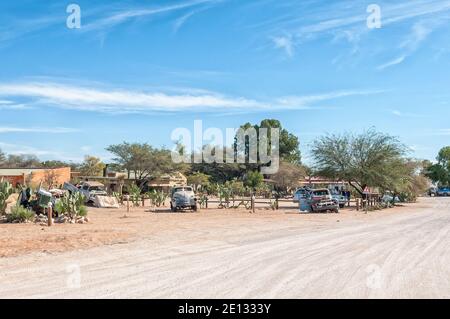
[271,161,307,192]
[79,155,105,176]
[311,129,407,196]
[425,146,450,186]
[0,148,5,164]
[235,119,301,166]
[106,142,176,182]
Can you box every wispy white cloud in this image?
[83,0,223,32]
[263,0,450,60]
[0,81,381,114]
[377,56,406,70]
[390,109,424,118]
[0,126,78,134]
[271,35,294,57]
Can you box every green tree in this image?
[79,155,105,176]
[235,119,301,167]
[244,171,264,189]
[106,142,176,182]
[425,146,450,186]
[311,129,407,196]
[187,172,211,190]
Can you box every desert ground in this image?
[0,197,449,298]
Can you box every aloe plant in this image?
[0,180,14,215]
[128,184,142,206]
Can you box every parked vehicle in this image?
[293,187,311,203]
[437,187,450,197]
[170,186,198,212]
[381,194,400,203]
[308,189,340,213]
[78,181,108,203]
[331,194,348,208]
[428,187,437,197]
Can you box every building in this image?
[0,167,71,188]
[71,171,188,193]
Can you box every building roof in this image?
[0,167,70,176]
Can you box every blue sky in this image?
[0,0,450,164]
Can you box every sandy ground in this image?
[0,197,449,298]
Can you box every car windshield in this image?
[89,186,104,191]
[174,187,193,192]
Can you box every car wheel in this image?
[192,205,198,212]
[333,209,339,214]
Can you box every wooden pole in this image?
[251,195,255,213]
[47,205,53,227]
[127,195,130,213]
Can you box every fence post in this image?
[275,197,279,210]
[356,198,360,211]
[47,204,53,227]
[251,195,255,213]
[141,195,145,207]
[126,195,130,213]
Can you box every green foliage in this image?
[187,172,211,189]
[128,183,142,206]
[79,155,105,176]
[7,205,35,223]
[106,142,178,181]
[244,171,264,189]
[147,190,168,207]
[55,192,87,219]
[0,180,14,215]
[311,129,407,195]
[425,146,450,186]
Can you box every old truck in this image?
[170,186,198,212]
[308,188,340,213]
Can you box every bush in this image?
[7,205,35,223]
[55,192,87,219]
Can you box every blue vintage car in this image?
[437,187,450,197]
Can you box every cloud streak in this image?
[0,126,78,134]
[0,81,381,114]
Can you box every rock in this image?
[77,219,84,224]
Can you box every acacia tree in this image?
[271,161,307,192]
[106,142,176,182]
[79,155,105,176]
[311,129,407,196]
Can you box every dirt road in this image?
[0,197,449,298]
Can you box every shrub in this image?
[55,192,87,219]
[7,205,35,223]
[147,190,167,207]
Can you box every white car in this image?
[78,181,108,203]
[170,186,198,212]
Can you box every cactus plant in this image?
[55,192,87,219]
[0,180,14,215]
